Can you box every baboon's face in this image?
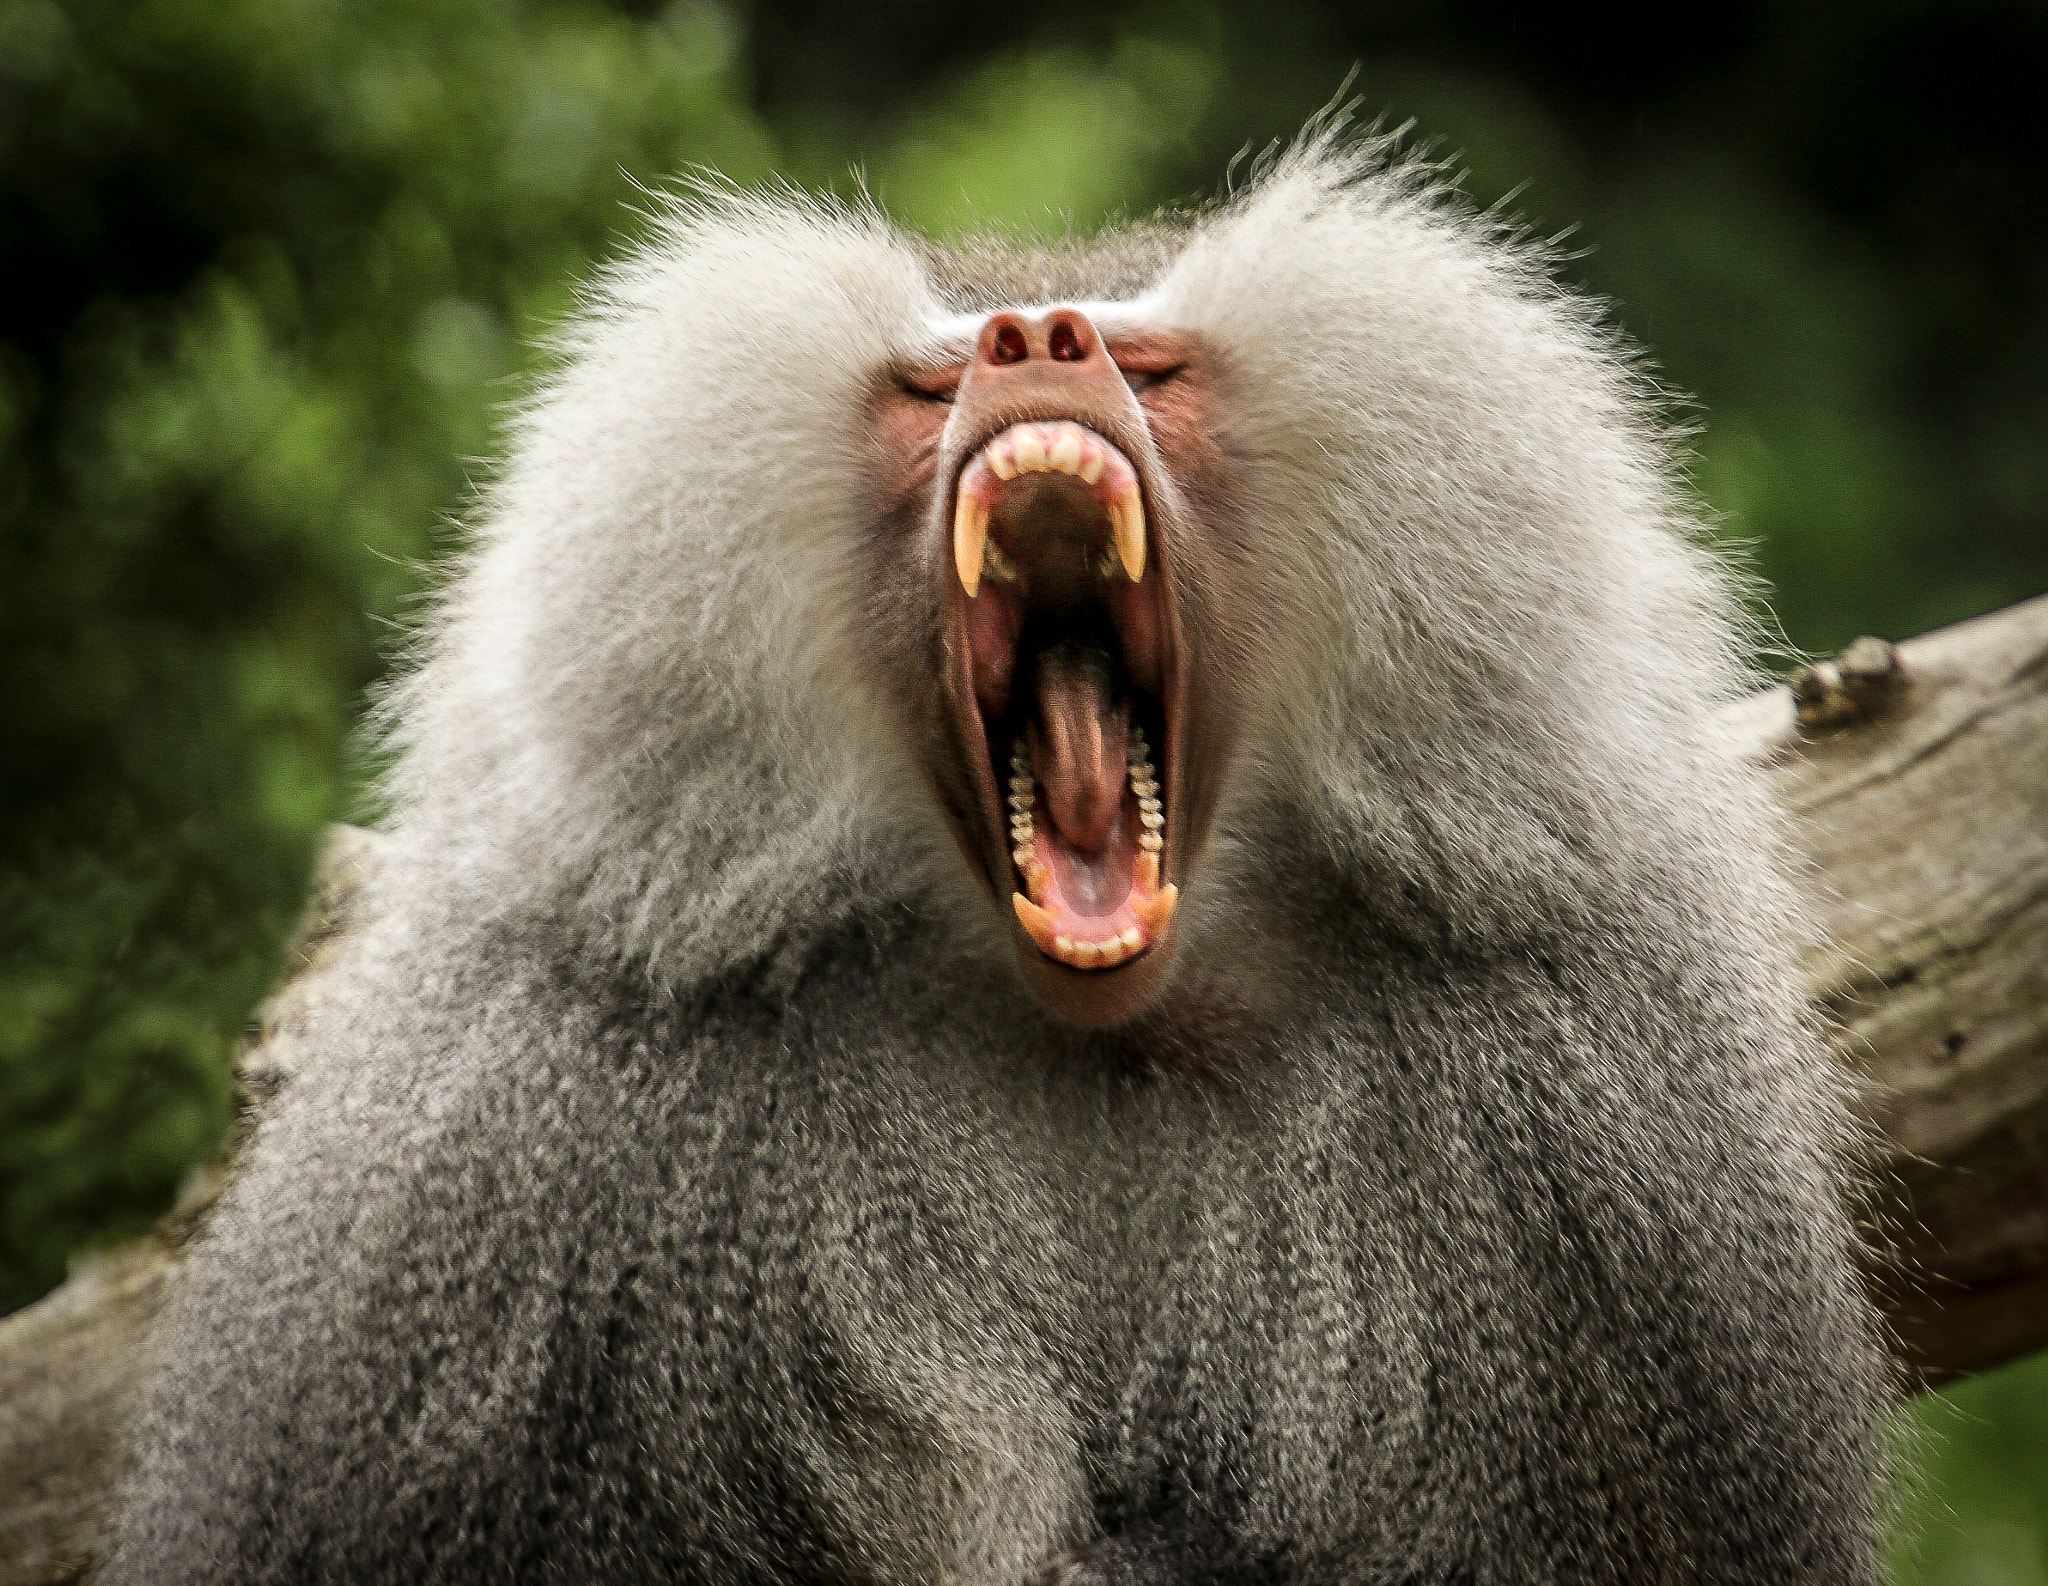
[865,304,1262,1026]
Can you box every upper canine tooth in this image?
[1110,486,1146,582]
[1049,428,1083,474]
[954,492,990,598]
[1012,428,1049,471]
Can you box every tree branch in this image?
[1740,595,2048,1386]
[2,598,2044,1583]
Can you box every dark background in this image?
[3,0,2045,1573]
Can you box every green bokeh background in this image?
[2,1,2044,1576]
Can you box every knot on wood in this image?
[1789,636,1903,731]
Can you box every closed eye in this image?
[1123,364,1186,396]
[899,363,965,404]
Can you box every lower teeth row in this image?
[1008,728,1162,870]
[1129,728,1162,854]
[1008,739,1035,868]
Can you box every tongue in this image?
[1029,643,1127,854]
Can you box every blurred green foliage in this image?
[1896,1352,2048,1585]
[2,0,2044,1575]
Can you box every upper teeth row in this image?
[987,421,1109,485]
[954,422,1146,600]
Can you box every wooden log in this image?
[0,598,2043,1582]
[1737,595,2048,1386]
[0,823,382,1584]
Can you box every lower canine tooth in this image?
[1013,894,1057,950]
[1133,884,1178,937]
[954,493,990,597]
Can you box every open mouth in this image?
[949,417,1180,972]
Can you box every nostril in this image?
[991,324,1028,365]
[1048,320,1085,362]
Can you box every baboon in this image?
[105,139,1887,1585]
